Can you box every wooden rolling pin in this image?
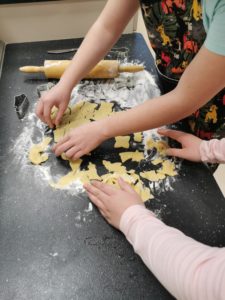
[19,60,144,79]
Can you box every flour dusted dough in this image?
[146,138,169,156]
[29,101,178,202]
[29,137,52,165]
[51,162,100,188]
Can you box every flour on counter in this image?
[11,69,179,198]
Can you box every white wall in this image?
[0,0,136,43]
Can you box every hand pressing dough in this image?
[101,172,153,202]
[53,101,115,142]
[29,137,52,165]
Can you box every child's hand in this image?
[36,83,71,128]
[158,128,203,162]
[52,121,107,160]
[84,178,144,229]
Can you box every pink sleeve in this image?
[120,205,225,300]
[200,138,225,163]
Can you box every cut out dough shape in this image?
[160,160,177,176]
[103,160,127,173]
[114,136,130,148]
[140,170,166,181]
[29,137,52,165]
[119,150,144,163]
[140,159,177,181]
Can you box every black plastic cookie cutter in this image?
[14,93,29,120]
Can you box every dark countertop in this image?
[0,33,224,300]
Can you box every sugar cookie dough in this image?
[29,137,52,165]
[114,136,130,149]
[103,160,128,173]
[29,100,178,202]
[119,151,144,163]
[133,132,142,143]
[146,138,168,155]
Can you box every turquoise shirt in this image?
[203,0,225,55]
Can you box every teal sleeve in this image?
[204,4,225,56]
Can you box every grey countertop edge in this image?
[0,40,5,79]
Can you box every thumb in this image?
[55,103,67,126]
[118,177,136,194]
[165,148,186,159]
[166,148,197,161]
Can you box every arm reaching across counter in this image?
[52,45,225,160]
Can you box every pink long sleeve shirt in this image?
[120,138,225,300]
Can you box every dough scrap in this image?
[29,137,52,165]
[133,132,142,143]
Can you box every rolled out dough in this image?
[29,100,178,202]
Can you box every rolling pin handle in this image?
[19,66,45,73]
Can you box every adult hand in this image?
[84,178,144,229]
[158,128,203,162]
[35,83,71,128]
[52,120,107,160]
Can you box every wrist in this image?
[58,76,78,94]
[98,117,114,140]
[119,205,155,233]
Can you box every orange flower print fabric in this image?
[140,0,225,139]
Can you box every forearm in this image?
[100,46,225,139]
[101,88,201,138]
[120,205,225,299]
[200,138,225,163]
[58,21,121,92]
[58,0,139,93]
